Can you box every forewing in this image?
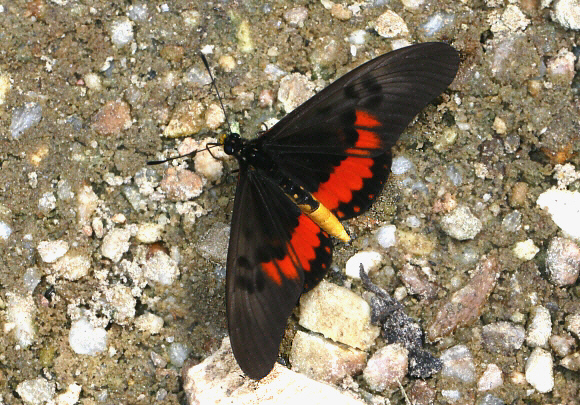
[226,167,332,379]
[262,42,459,219]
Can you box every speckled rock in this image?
[283,6,308,27]
[92,100,132,136]
[16,377,56,405]
[375,11,409,38]
[363,343,408,392]
[440,345,476,383]
[289,331,366,383]
[278,73,315,113]
[482,321,525,354]
[196,222,230,264]
[135,223,164,244]
[567,313,580,339]
[105,284,136,325]
[440,205,482,240]
[545,237,580,286]
[6,292,36,348]
[183,338,366,405]
[299,280,380,350]
[52,251,91,281]
[163,100,204,138]
[159,167,203,201]
[143,250,180,285]
[549,334,576,357]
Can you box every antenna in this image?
[201,52,233,135]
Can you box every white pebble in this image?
[135,223,164,244]
[525,347,554,393]
[441,345,476,383]
[10,102,42,139]
[110,18,134,47]
[135,312,164,334]
[16,378,55,405]
[375,10,409,38]
[38,192,57,214]
[363,343,409,392]
[478,363,503,391]
[552,0,580,30]
[512,239,539,261]
[143,250,180,285]
[526,306,552,347]
[101,228,131,263]
[6,292,36,347]
[0,220,12,240]
[375,225,397,248]
[69,317,107,355]
[52,252,91,281]
[537,189,580,242]
[168,342,190,367]
[56,383,82,405]
[38,240,70,263]
[345,251,382,278]
[391,156,413,175]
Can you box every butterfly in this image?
[217,42,459,379]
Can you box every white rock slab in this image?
[537,189,580,241]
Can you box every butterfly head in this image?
[222,133,244,157]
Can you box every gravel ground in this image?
[0,0,579,404]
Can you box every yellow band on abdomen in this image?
[298,202,350,243]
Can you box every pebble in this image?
[0,220,12,240]
[549,334,576,357]
[478,363,503,391]
[399,263,439,300]
[0,73,10,105]
[10,102,42,139]
[478,393,506,405]
[512,239,539,261]
[163,100,204,137]
[69,317,107,355]
[526,306,552,348]
[567,313,580,338]
[375,10,409,38]
[277,73,315,113]
[22,268,41,293]
[182,10,200,27]
[168,342,190,367]
[38,191,57,215]
[502,210,522,232]
[135,223,164,244]
[391,156,414,175]
[482,321,525,354]
[143,250,180,285]
[183,338,366,405]
[52,252,91,281]
[55,383,82,405]
[419,12,455,37]
[92,100,132,136]
[547,49,576,86]
[299,280,380,350]
[348,30,366,45]
[283,6,308,27]
[196,222,230,264]
[258,89,275,108]
[375,225,396,249]
[101,228,131,263]
[440,345,476,383]
[362,343,408,392]
[105,284,136,325]
[428,256,500,342]
[218,55,236,72]
[552,0,580,30]
[236,19,254,53]
[345,251,382,278]
[204,103,225,130]
[192,138,226,182]
[37,240,69,263]
[525,347,554,393]
[16,377,55,405]
[290,331,366,383]
[537,189,580,241]
[440,205,482,240]
[489,4,529,34]
[330,3,352,21]
[127,3,148,21]
[159,167,203,201]
[110,17,134,47]
[408,380,436,405]
[446,164,463,186]
[77,184,99,225]
[185,66,212,86]
[6,292,36,347]
[135,312,164,334]
[545,237,580,286]
[406,216,421,228]
[396,230,435,256]
[401,0,424,9]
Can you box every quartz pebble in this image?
[440,345,476,383]
[69,317,107,355]
[52,252,91,281]
[283,6,308,27]
[549,334,576,357]
[567,313,580,339]
[290,331,366,383]
[110,18,134,47]
[101,228,131,263]
[143,250,180,285]
[552,0,580,30]
[16,377,55,405]
[135,312,164,334]
[183,338,366,405]
[375,225,396,248]
[525,348,554,393]
[537,189,580,241]
[478,364,503,391]
[38,240,69,263]
[375,11,409,38]
[363,343,408,392]
[512,239,539,261]
[482,321,525,354]
[299,280,380,350]
[345,251,382,278]
[526,306,552,348]
[440,205,482,240]
[6,292,36,347]
[10,102,42,139]
[55,383,82,405]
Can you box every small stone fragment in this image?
[290,331,366,383]
[375,10,409,38]
[105,284,136,325]
[512,239,539,261]
[101,228,131,263]
[525,347,554,393]
[6,292,36,347]
[482,322,525,354]
[183,338,367,404]
[478,364,503,391]
[77,184,99,225]
[143,250,180,285]
[545,237,580,286]
[509,182,529,207]
[440,205,482,240]
[375,225,396,249]
[552,0,580,30]
[537,189,580,241]
[196,222,230,264]
[363,344,408,392]
[330,3,352,21]
[547,49,576,86]
[205,103,225,130]
[16,377,56,405]
[159,167,203,201]
[399,263,439,300]
[135,312,164,334]
[345,251,382,278]
[567,313,580,339]
[193,138,226,182]
[560,352,580,371]
[92,100,132,136]
[428,256,500,341]
[236,20,254,53]
[526,306,552,348]
[549,334,576,357]
[218,55,236,72]
[135,223,164,244]
[440,345,476,383]
[52,252,91,281]
[396,230,435,256]
[10,102,42,139]
[0,73,11,105]
[283,6,308,27]
[55,383,82,405]
[110,17,134,47]
[299,280,380,350]
[278,73,315,113]
[163,100,204,138]
[69,317,107,355]
[37,240,69,263]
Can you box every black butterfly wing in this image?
[262,42,460,219]
[226,166,332,379]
